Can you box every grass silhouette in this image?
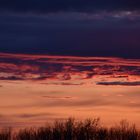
[0,118,140,140]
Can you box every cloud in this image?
[17,113,54,118]
[41,95,73,100]
[0,0,140,14]
[41,82,84,86]
[0,76,24,81]
[0,13,140,59]
[0,53,140,85]
[97,81,140,86]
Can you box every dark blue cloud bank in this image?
[0,0,140,58]
[0,13,140,58]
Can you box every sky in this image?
[0,0,140,58]
[0,1,140,128]
[0,53,140,128]
[0,0,140,12]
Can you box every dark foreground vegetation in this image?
[0,118,140,140]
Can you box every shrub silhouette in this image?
[0,128,11,140]
[0,118,140,140]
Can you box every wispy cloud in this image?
[0,53,140,86]
[97,81,140,86]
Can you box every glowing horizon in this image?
[0,53,140,128]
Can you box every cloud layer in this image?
[0,13,140,58]
[0,53,140,86]
[97,81,140,86]
[0,0,140,13]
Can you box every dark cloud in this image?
[17,113,54,118]
[0,0,140,13]
[97,81,140,86]
[41,82,84,86]
[0,13,140,58]
[0,76,24,81]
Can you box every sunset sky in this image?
[0,0,140,128]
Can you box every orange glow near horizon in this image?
[0,53,140,128]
